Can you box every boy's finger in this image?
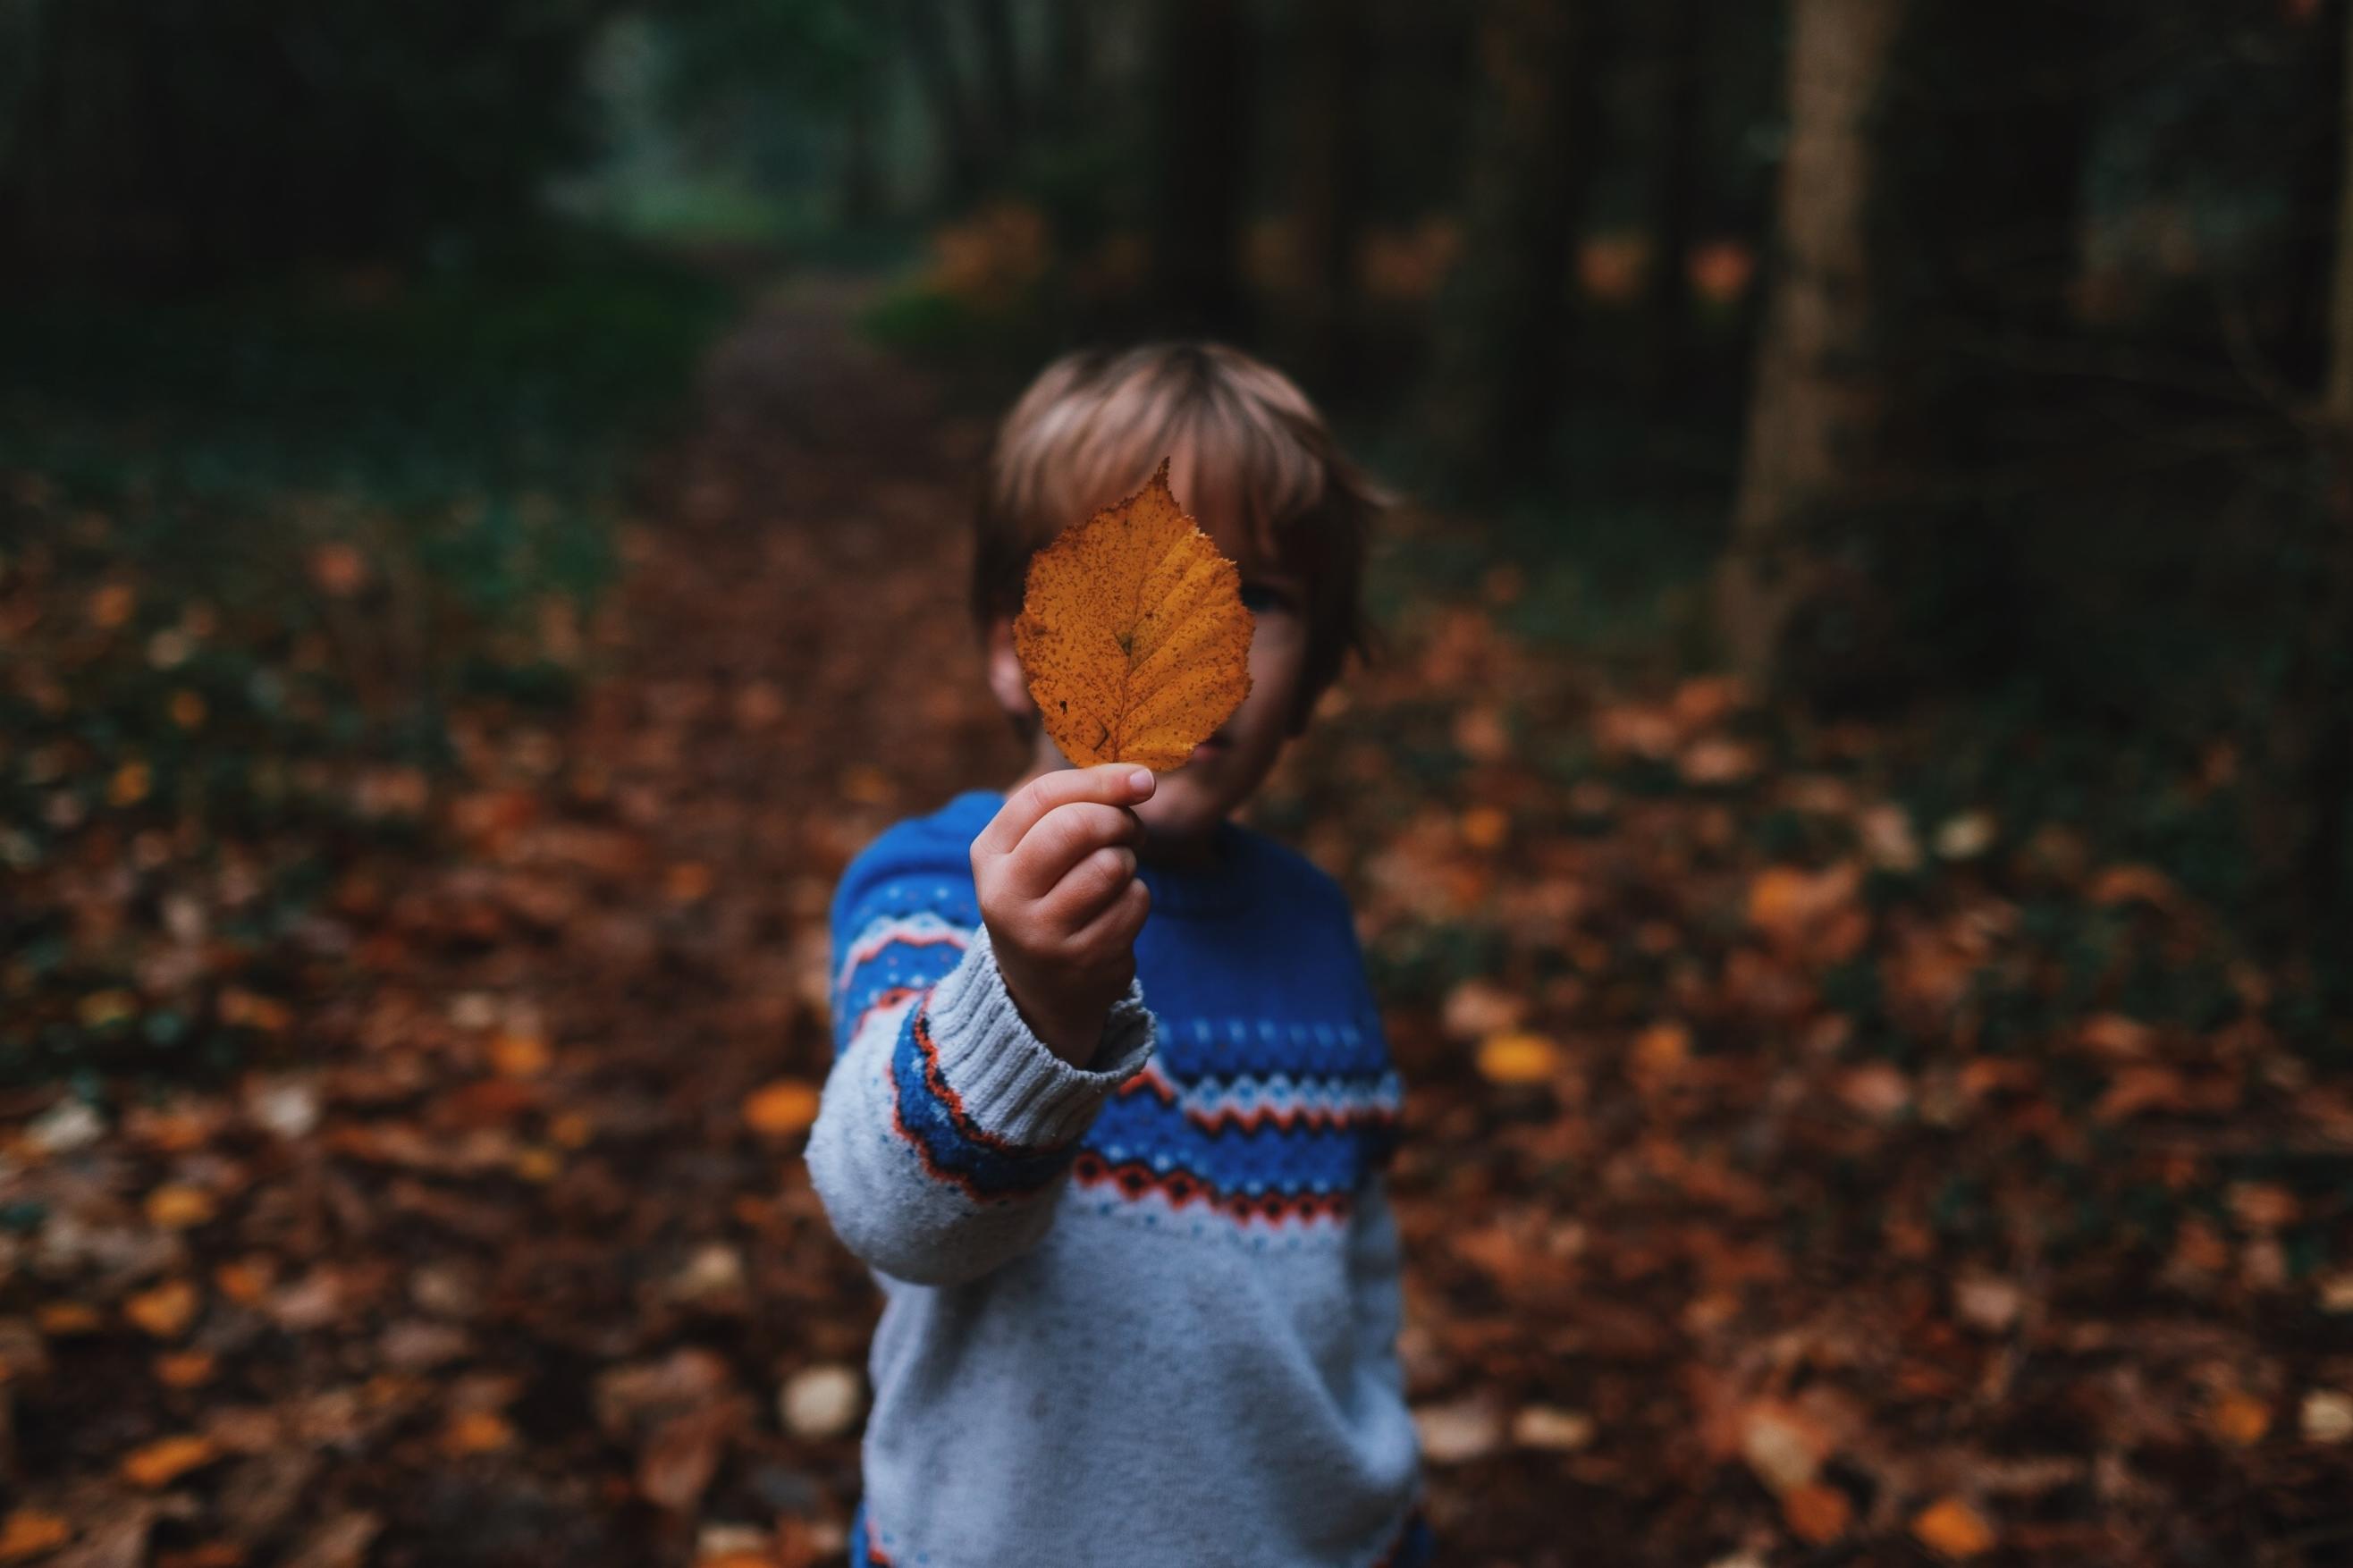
[1003,803,1140,900]
[974,763,1155,860]
[1034,841,1138,930]
[1066,873,1151,957]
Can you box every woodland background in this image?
[3,2,2351,1564]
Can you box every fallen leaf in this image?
[144,1184,216,1230]
[1509,1405,1595,1451]
[2301,1389,2353,1444]
[440,1410,515,1455]
[1911,1496,1997,1559]
[743,1080,821,1138]
[0,1511,72,1562]
[780,1363,864,1438]
[1475,1031,1560,1085]
[640,1401,739,1512]
[125,1279,201,1339]
[1782,1481,1851,1544]
[1738,1401,1829,1494]
[37,1302,105,1336]
[154,1352,217,1388]
[122,1433,218,1488]
[2209,1388,2270,1447]
[1413,1395,1505,1463]
[1933,810,1998,860]
[1013,459,1253,771]
[486,1032,551,1079]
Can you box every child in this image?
[807,344,1430,1567]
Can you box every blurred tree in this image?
[2300,0,2353,939]
[1724,0,2101,708]
[1436,0,1605,486]
[651,0,890,223]
[1291,0,1370,392]
[1640,0,1704,411]
[0,0,624,282]
[901,0,991,202]
[1150,0,1252,336]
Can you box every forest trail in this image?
[6,282,2339,1568]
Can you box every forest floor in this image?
[3,281,2350,1568]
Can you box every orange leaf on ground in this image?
[144,1184,216,1229]
[125,1278,200,1338]
[1014,459,1253,771]
[743,1080,821,1137]
[1475,1031,1561,1085]
[441,1410,517,1455]
[154,1351,217,1388]
[122,1433,217,1488]
[1911,1496,1997,1559]
[2208,1388,2271,1447]
[0,1510,72,1562]
[1782,1481,1851,1544]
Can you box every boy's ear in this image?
[984,618,1035,720]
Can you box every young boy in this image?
[807,344,1430,1567]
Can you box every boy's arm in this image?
[806,768,1158,1286]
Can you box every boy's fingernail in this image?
[1127,768,1155,793]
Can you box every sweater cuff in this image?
[919,923,1155,1148]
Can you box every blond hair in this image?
[974,342,1385,731]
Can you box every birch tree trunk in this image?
[1719,0,1908,685]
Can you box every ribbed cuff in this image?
[919,923,1156,1147]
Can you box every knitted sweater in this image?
[806,788,1429,1568]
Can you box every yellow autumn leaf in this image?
[36,1302,104,1336]
[743,1079,822,1137]
[154,1351,217,1388]
[0,1509,72,1562]
[488,1032,552,1079]
[122,1432,217,1488]
[1476,1031,1560,1084]
[124,1278,200,1339]
[144,1184,216,1230]
[1910,1496,1996,1559]
[441,1409,516,1455]
[1014,459,1254,771]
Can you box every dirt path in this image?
[5,284,1027,1568]
[10,281,2335,1568]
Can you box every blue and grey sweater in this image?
[806,788,1430,1568]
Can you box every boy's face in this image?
[986,478,1316,858]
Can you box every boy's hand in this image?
[971,763,1156,1066]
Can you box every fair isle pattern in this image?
[832,870,1397,1235]
[1071,1012,1401,1234]
[832,909,971,1034]
[1119,1058,1404,1135]
[885,1005,1080,1201]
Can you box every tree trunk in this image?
[1438,0,1603,485]
[1045,0,1091,137]
[1150,0,1251,337]
[1292,0,1368,392]
[900,0,986,204]
[2298,0,2353,941]
[973,0,1025,165]
[1642,0,1704,412]
[1723,0,2096,705]
[1720,0,1907,685]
